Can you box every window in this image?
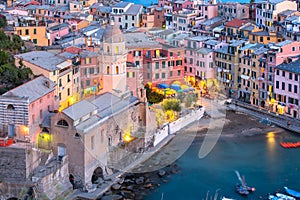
[132,16,134,20]
[107,66,110,74]
[295,74,298,81]
[294,85,298,94]
[177,70,181,76]
[155,73,159,79]
[260,37,263,42]
[162,73,166,78]
[170,71,173,77]
[67,74,70,82]
[57,119,68,127]
[289,73,292,80]
[91,136,94,150]
[178,52,181,56]
[156,62,159,69]
[7,104,15,110]
[67,88,70,96]
[282,82,285,90]
[119,18,121,22]
[25,29,29,35]
[282,71,285,77]
[85,57,91,64]
[162,61,166,68]
[170,52,173,57]
[59,79,62,87]
[34,29,37,34]
[40,109,43,119]
[276,70,279,75]
[292,46,295,51]
[125,15,128,20]
[86,80,90,86]
[33,39,37,44]
[59,93,61,100]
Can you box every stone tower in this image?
[100,20,127,96]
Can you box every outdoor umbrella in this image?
[158,83,169,89]
[170,84,181,91]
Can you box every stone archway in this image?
[91,167,104,184]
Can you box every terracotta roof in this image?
[225,19,247,28]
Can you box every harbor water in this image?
[145,129,300,200]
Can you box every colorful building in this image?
[0,76,58,145]
[14,51,79,111]
[274,59,300,118]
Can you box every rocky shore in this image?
[97,108,281,200]
[99,164,180,200]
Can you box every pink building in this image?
[126,62,142,97]
[274,59,300,118]
[47,23,70,45]
[0,76,58,147]
[260,40,300,109]
[196,3,218,23]
[173,0,194,12]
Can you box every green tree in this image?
[0,50,9,65]
[0,15,7,29]
[147,91,164,104]
[184,93,197,108]
[162,99,181,112]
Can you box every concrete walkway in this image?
[228,100,300,133]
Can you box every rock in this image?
[144,183,153,188]
[101,194,123,200]
[120,190,135,198]
[126,185,134,191]
[162,179,168,183]
[145,178,151,183]
[104,190,112,196]
[124,179,134,184]
[135,177,144,185]
[111,183,121,190]
[117,177,124,184]
[158,170,166,177]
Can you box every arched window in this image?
[57,119,69,127]
[108,135,112,146]
[116,66,119,74]
[7,104,15,110]
[107,66,110,74]
[107,45,110,53]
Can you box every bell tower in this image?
[100,20,127,96]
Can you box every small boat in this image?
[280,142,300,148]
[284,187,300,198]
[221,197,235,200]
[276,193,295,200]
[234,171,255,196]
[268,194,281,200]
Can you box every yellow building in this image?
[15,51,79,110]
[249,30,283,44]
[14,19,49,46]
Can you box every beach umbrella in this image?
[183,89,190,93]
[172,81,181,85]
[177,89,183,93]
[158,83,169,89]
[181,85,189,90]
[170,84,181,91]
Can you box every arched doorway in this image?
[91,167,104,184]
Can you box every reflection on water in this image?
[266,131,276,155]
[146,132,300,200]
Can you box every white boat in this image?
[269,194,283,200]
[221,197,235,200]
[276,193,295,200]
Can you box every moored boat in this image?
[280,142,300,148]
[276,193,295,200]
[268,194,281,200]
[234,170,255,196]
[284,187,300,198]
[221,197,236,200]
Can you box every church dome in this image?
[103,20,123,43]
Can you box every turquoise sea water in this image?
[124,0,251,7]
[145,131,300,200]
